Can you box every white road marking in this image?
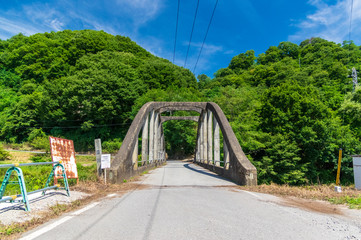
[241,190,262,199]
[19,202,100,240]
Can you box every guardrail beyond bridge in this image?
[107,102,257,186]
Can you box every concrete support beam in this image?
[149,110,155,162]
[202,112,208,163]
[200,121,204,161]
[207,110,213,165]
[213,116,220,166]
[157,120,161,161]
[160,128,164,161]
[196,132,201,162]
[132,139,138,170]
[141,114,149,165]
[154,112,159,161]
[161,116,199,123]
[224,138,230,170]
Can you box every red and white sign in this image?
[49,136,78,181]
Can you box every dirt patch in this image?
[7,151,34,163]
[238,184,361,201]
[279,196,343,215]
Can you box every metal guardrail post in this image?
[0,166,30,211]
[42,163,70,197]
[0,161,70,211]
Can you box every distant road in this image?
[21,161,361,240]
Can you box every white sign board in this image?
[101,154,111,169]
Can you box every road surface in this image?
[21,160,361,240]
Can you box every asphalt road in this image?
[21,160,361,240]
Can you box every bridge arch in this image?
[108,102,257,186]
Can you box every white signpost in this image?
[101,154,111,184]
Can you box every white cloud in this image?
[0,16,45,39]
[188,42,223,55]
[115,0,164,26]
[23,4,67,32]
[289,0,361,44]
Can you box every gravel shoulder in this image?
[0,189,89,225]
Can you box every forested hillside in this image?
[1,31,361,185]
[0,30,196,150]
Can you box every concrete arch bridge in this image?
[108,102,257,186]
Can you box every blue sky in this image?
[0,0,360,78]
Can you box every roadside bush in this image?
[0,145,10,161]
[28,129,50,152]
[102,139,122,153]
[29,136,50,153]
[30,154,52,163]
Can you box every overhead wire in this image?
[173,0,181,64]
[16,123,131,129]
[193,0,219,73]
[348,0,354,48]
[183,0,200,68]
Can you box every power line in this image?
[16,123,131,129]
[348,0,354,45]
[184,0,200,68]
[193,0,219,73]
[173,0,180,64]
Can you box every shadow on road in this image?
[183,163,234,184]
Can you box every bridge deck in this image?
[22,161,361,240]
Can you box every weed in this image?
[50,203,68,216]
[328,196,361,209]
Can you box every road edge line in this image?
[19,202,100,240]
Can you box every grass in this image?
[328,196,361,209]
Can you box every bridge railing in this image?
[194,102,257,186]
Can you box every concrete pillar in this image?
[157,120,161,161]
[141,114,149,165]
[196,130,201,162]
[161,127,165,161]
[202,112,208,164]
[132,139,138,170]
[149,110,155,162]
[207,110,213,165]
[224,138,229,170]
[154,112,159,162]
[213,116,220,166]
[200,121,204,162]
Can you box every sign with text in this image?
[49,136,78,181]
[101,154,111,169]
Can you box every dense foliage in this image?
[200,38,361,185]
[0,30,196,150]
[1,31,361,185]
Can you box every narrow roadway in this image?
[21,160,361,240]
